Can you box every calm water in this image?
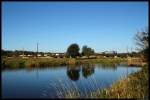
[2,64,141,98]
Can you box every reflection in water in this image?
[82,64,95,78]
[97,64,117,70]
[66,64,119,80]
[2,64,141,98]
[36,68,39,79]
[67,64,95,80]
[67,66,80,81]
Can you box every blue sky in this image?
[2,2,148,53]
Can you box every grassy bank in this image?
[54,64,148,99]
[77,57,127,66]
[2,57,148,99]
[2,57,127,69]
[2,58,68,69]
[89,64,148,99]
[105,64,148,99]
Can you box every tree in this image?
[134,28,149,61]
[66,43,80,58]
[82,45,94,58]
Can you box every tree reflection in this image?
[67,66,80,81]
[82,64,95,78]
[99,63,117,70]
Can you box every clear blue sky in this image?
[2,2,148,53]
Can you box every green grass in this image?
[2,57,127,69]
[77,57,127,65]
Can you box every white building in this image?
[37,54,41,57]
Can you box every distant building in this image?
[114,55,118,58]
[103,51,117,54]
[51,53,65,56]
[19,55,24,57]
[37,54,41,57]
[50,53,65,58]
[97,52,103,54]
[27,55,32,57]
[55,53,59,56]
[44,54,48,57]
[104,56,106,58]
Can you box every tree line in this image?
[66,44,95,58]
[1,50,52,57]
[1,44,95,58]
[2,27,148,59]
[2,45,141,58]
[66,27,149,60]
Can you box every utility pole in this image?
[22,47,24,58]
[36,43,39,77]
[126,46,129,58]
[126,46,128,53]
[37,43,38,58]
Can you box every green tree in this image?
[134,28,149,61]
[82,45,94,58]
[66,43,80,58]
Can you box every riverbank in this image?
[2,57,148,99]
[2,57,127,69]
[59,64,148,99]
[52,64,148,99]
[90,64,148,99]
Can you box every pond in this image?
[2,64,141,98]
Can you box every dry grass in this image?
[45,64,148,99]
[91,64,148,99]
[2,57,126,69]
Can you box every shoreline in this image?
[2,57,145,69]
[2,57,127,69]
[90,64,148,99]
[62,64,148,99]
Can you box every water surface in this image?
[2,64,141,98]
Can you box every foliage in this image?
[82,45,94,57]
[1,49,52,57]
[134,28,149,61]
[66,43,80,58]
